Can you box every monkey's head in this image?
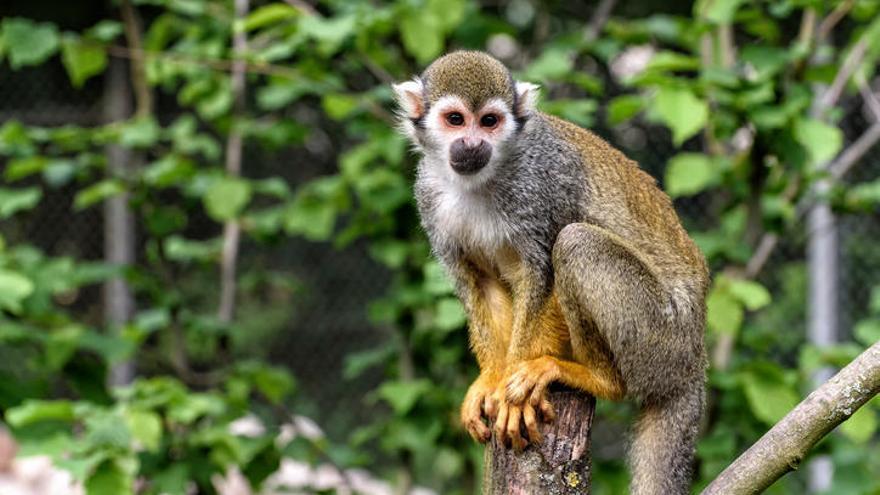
[393,51,539,186]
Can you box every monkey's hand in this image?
[505,356,626,406]
[505,357,562,408]
[460,373,501,443]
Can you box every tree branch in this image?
[815,36,869,116]
[218,0,249,324]
[585,0,617,42]
[817,0,855,42]
[484,389,595,494]
[703,341,880,495]
[120,0,152,117]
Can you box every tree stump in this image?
[483,388,596,494]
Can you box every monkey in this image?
[392,51,708,495]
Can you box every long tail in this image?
[629,385,705,495]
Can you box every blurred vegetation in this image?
[1,0,880,494]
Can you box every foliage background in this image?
[1,0,880,493]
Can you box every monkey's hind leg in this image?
[549,223,705,495]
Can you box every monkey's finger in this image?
[461,397,490,443]
[483,394,498,421]
[466,417,491,443]
[528,374,554,407]
[522,403,541,444]
[494,402,510,446]
[539,398,556,423]
[507,405,526,452]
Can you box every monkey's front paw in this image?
[505,357,560,415]
[460,375,499,443]
[492,397,551,450]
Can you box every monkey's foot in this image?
[506,355,626,404]
[492,395,554,450]
[505,356,564,407]
[460,374,500,443]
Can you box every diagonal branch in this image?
[703,340,880,495]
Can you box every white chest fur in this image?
[423,164,512,258]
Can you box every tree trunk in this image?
[483,389,595,494]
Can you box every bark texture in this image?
[702,340,880,495]
[483,389,595,495]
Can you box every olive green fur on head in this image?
[422,51,515,109]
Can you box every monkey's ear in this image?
[514,81,540,118]
[392,79,425,120]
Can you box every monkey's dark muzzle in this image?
[449,139,491,175]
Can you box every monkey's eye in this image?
[480,114,499,128]
[446,112,465,126]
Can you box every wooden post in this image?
[483,389,596,494]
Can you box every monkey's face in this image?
[393,54,539,188]
[425,95,517,178]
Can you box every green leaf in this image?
[428,0,465,30]
[61,36,107,88]
[377,379,433,416]
[423,260,454,295]
[706,284,743,335]
[854,320,880,347]
[74,180,125,210]
[727,279,771,311]
[164,236,222,262]
[697,0,744,24]
[119,117,160,149]
[839,404,878,443]
[244,3,298,31]
[124,409,162,451]
[540,99,596,128]
[0,18,59,69]
[6,400,75,427]
[85,20,123,42]
[740,369,799,425]
[204,177,252,221]
[652,87,708,145]
[741,45,790,81]
[45,325,83,371]
[5,156,48,181]
[86,459,134,495]
[794,118,843,167]
[322,93,359,120]
[299,15,356,56]
[434,297,466,333]
[344,346,395,380]
[607,95,644,125]
[400,12,443,63]
[664,153,715,197]
[0,186,42,218]
[523,49,574,81]
[0,269,35,314]
[143,155,196,187]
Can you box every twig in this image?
[120,0,153,117]
[284,0,319,16]
[797,8,817,48]
[817,0,856,42]
[702,341,880,495]
[585,0,617,42]
[816,36,870,115]
[103,44,299,80]
[829,122,880,180]
[101,44,397,125]
[218,0,249,324]
[859,78,880,122]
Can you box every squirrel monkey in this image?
[393,51,708,495]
